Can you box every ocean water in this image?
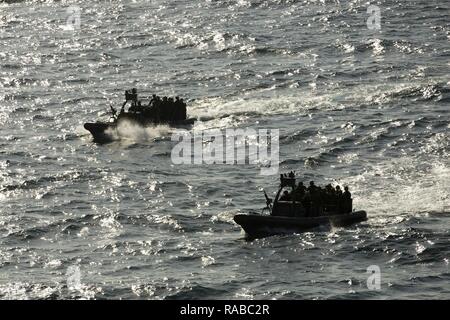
[0,0,449,299]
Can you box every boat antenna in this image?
[109,104,117,120]
[263,189,273,212]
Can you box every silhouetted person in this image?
[153,96,162,122]
[149,94,157,106]
[303,192,311,216]
[323,184,334,212]
[310,186,322,216]
[122,90,130,111]
[137,101,143,112]
[280,190,291,201]
[335,185,343,197]
[125,89,132,101]
[175,96,182,120]
[126,88,138,107]
[167,97,175,120]
[343,186,352,213]
[294,182,306,201]
[335,185,343,213]
[180,98,187,120]
[315,186,325,216]
[307,181,316,193]
[297,182,306,193]
[160,96,169,121]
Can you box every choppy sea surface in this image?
[0,0,449,299]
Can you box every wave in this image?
[0,170,100,193]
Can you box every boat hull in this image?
[83,117,196,143]
[233,211,367,239]
[83,122,116,143]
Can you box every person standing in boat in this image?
[168,97,175,120]
[307,181,316,193]
[121,89,130,114]
[335,185,344,214]
[303,191,311,217]
[160,96,169,121]
[147,94,158,117]
[323,184,332,212]
[154,96,162,122]
[148,94,157,106]
[310,186,322,216]
[121,88,138,112]
[180,98,187,120]
[130,88,138,108]
[294,181,306,201]
[174,97,182,120]
[343,186,352,213]
[298,181,306,192]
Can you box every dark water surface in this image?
[0,0,449,299]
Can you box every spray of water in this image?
[105,120,173,142]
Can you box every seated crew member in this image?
[307,181,316,193]
[129,100,143,113]
[293,182,306,201]
[279,190,292,201]
[136,101,143,113]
